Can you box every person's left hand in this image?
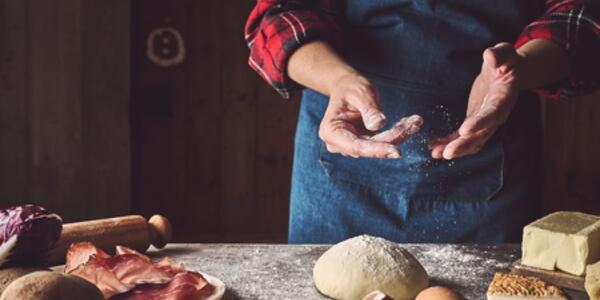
[428,42,523,160]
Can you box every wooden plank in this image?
[219,0,258,236]
[255,80,298,240]
[131,0,182,235]
[542,92,600,214]
[28,0,84,220]
[132,0,226,240]
[28,0,131,221]
[0,0,30,205]
[183,0,222,236]
[511,260,585,292]
[79,0,131,218]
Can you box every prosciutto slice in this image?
[65,242,111,273]
[70,258,134,298]
[110,272,215,300]
[115,245,150,260]
[154,256,186,276]
[65,243,215,300]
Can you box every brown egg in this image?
[416,286,464,300]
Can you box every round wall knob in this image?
[146,27,186,67]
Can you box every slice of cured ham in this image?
[65,242,111,273]
[155,257,186,276]
[65,242,216,300]
[115,245,150,261]
[70,253,174,297]
[110,271,215,300]
[70,259,134,298]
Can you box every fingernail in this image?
[407,114,423,123]
[387,151,401,159]
[365,112,386,130]
[443,152,455,160]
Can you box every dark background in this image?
[0,1,599,243]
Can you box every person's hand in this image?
[428,42,523,160]
[319,71,423,159]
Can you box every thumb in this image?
[347,87,386,131]
[483,42,519,73]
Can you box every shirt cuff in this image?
[247,9,340,98]
[515,4,600,100]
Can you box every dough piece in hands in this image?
[313,235,428,300]
[0,271,103,300]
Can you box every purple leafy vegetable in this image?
[0,205,62,267]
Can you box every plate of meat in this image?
[64,242,226,300]
[201,273,226,300]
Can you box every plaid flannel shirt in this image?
[245,0,600,100]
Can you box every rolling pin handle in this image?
[148,214,172,249]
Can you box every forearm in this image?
[287,41,357,96]
[516,39,569,91]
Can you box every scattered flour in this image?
[415,244,518,299]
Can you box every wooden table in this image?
[148,244,588,300]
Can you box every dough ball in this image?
[416,286,464,300]
[313,235,428,300]
[0,267,42,294]
[0,271,103,300]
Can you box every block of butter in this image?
[586,261,600,299]
[522,211,600,276]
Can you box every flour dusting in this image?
[414,244,518,299]
[354,235,413,277]
[147,243,554,300]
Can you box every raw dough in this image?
[0,271,103,300]
[313,235,428,300]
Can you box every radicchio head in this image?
[0,205,62,267]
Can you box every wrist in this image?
[287,40,360,96]
[326,64,360,94]
[513,39,569,90]
[513,49,531,90]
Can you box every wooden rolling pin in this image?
[46,214,171,266]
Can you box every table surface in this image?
[148,243,588,300]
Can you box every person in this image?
[245,0,600,243]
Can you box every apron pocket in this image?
[317,80,505,203]
[319,138,504,203]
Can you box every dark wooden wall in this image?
[543,92,600,214]
[0,1,599,243]
[131,0,298,242]
[0,0,131,221]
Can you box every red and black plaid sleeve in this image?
[516,0,600,100]
[245,0,340,98]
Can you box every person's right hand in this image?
[319,71,423,159]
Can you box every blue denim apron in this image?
[289,0,544,243]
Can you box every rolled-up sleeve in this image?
[245,0,341,98]
[516,0,600,100]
